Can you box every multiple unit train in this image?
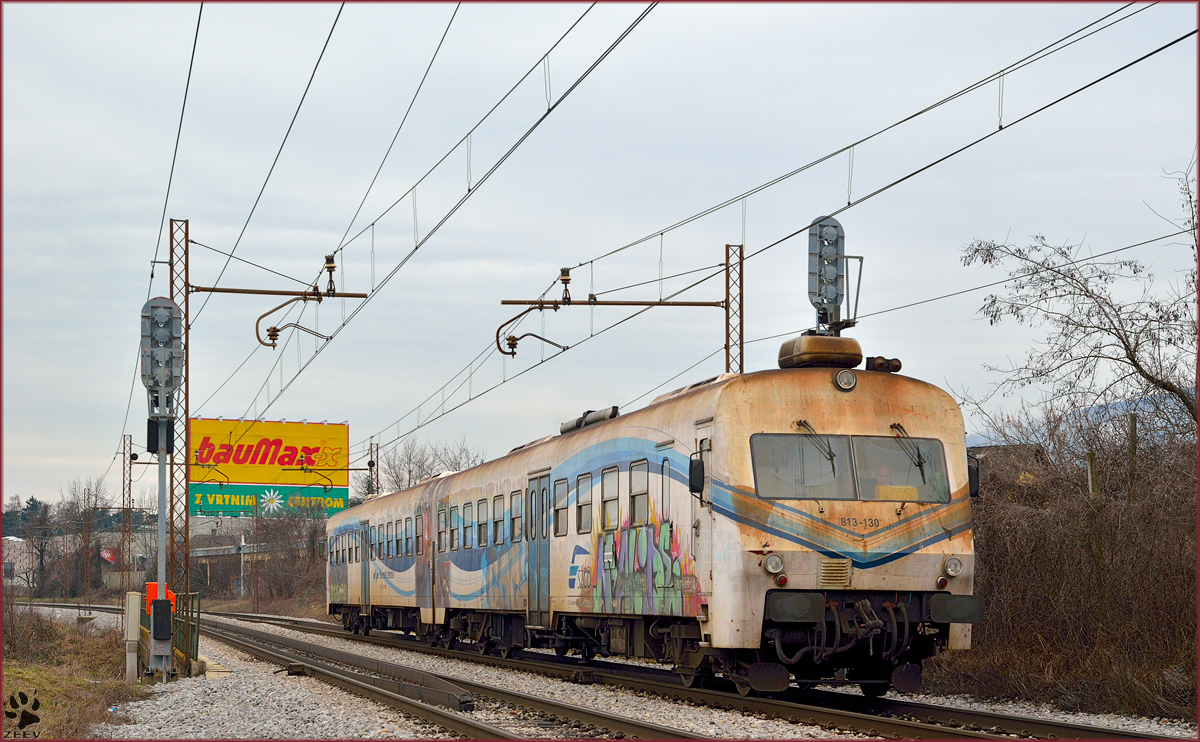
[326,333,982,696]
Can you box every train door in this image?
[692,425,713,602]
[527,474,551,628]
[360,521,371,614]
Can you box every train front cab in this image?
[699,362,983,696]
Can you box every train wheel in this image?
[477,641,491,655]
[498,646,517,659]
[554,646,569,658]
[735,681,754,697]
[677,670,704,689]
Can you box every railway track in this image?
[38,603,1187,740]
[30,602,703,739]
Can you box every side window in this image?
[405,518,413,556]
[354,531,360,563]
[602,467,619,530]
[661,459,672,522]
[386,522,394,558]
[493,494,505,544]
[478,498,488,547]
[450,506,460,550]
[542,479,550,539]
[576,474,592,533]
[510,492,523,542]
[630,460,649,526]
[370,526,377,560]
[437,508,447,552]
[329,540,334,565]
[553,479,569,536]
[415,514,424,555]
[395,520,402,556]
[463,502,474,549]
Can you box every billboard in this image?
[188,418,350,518]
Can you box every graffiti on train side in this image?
[574,501,701,616]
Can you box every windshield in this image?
[749,434,855,500]
[852,436,950,503]
[749,433,950,503]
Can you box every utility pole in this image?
[168,221,191,666]
[725,244,744,374]
[121,434,133,630]
[369,442,381,497]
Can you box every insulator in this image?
[506,335,519,352]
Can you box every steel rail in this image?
[202,616,710,740]
[208,611,1188,741]
[38,604,1187,740]
[204,613,1003,739]
[199,623,521,739]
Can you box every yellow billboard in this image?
[188,418,349,517]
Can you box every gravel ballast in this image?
[211,617,866,739]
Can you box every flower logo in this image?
[261,489,285,514]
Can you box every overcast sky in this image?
[4,2,1196,504]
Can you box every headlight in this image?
[764,553,785,574]
[833,369,857,392]
[942,556,963,577]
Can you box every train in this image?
[326,332,983,696]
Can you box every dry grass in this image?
[925,407,1197,719]
[2,603,146,739]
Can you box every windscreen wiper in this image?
[796,419,836,477]
[889,423,926,484]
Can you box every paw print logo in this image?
[5,690,41,730]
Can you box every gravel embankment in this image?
[211,617,869,739]
[819,685,1198,739]
[87,636,450,739]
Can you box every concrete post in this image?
[124,592,141,682]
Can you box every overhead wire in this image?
[334,3,461,252]
[347,25,1196,457]
[104,3,204,485]
[744,229,1191,346]
[195,3,599,416]
[192,3,345,325]
[573,2,1156,270]
[236,3,658,432]
[189,239,311,286]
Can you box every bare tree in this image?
[960,164,1197,430]
[354,436,487,498]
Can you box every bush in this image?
[927,403,1196,718]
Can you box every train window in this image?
[493,495,505,544]
[510,492,523,542]
[477,499,488,547]
[329,541,334,565]
[355,532,360,563]
[630,461,649,526]
[415,514,424,555]
[370,526,377,560]
[404,518,412,556]
[576,474,592,533]
[750,433,856,500]
[463,502,474,549]
[437,508,447,552]
[601,467,619,530]
[542,481,550,539]
[450,506,460,550]
[661,459,671,520]
[386,522,393,558]
[553,479,569,536]
[852,436,950,503]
